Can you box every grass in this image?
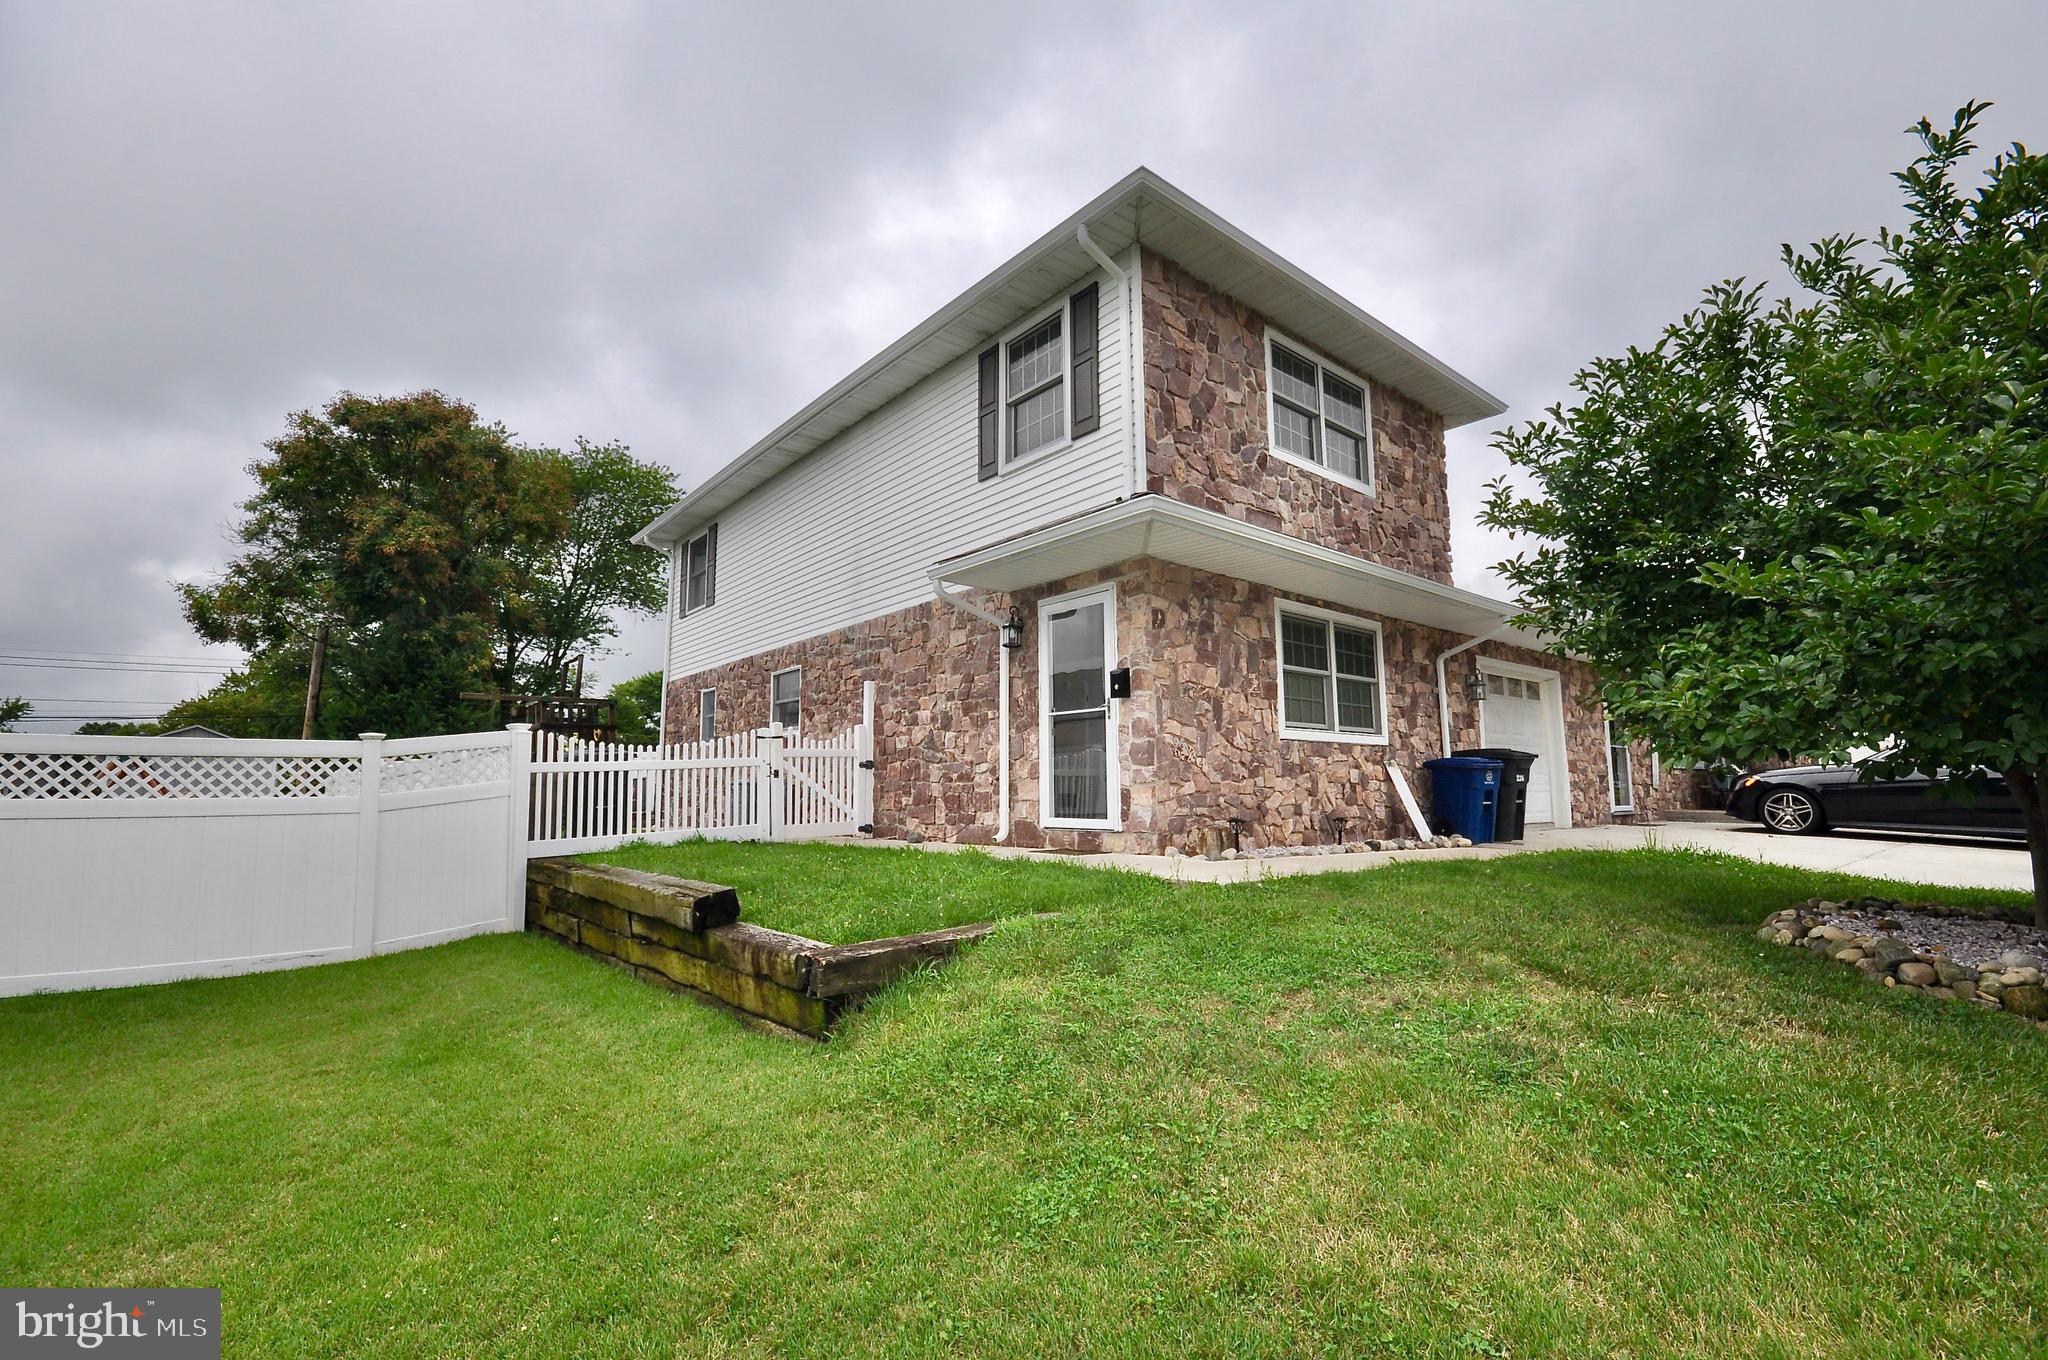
[581,838,1132,942]
[2,847,2044,1358]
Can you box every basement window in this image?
[770,667,801,732]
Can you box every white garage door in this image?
[1480,672,1554,824]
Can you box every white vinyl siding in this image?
[667,256,1133,679]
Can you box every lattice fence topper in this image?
[0,751,359,801]
[379,745,511,794]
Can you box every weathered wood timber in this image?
[524,859,994,1038]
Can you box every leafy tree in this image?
[1484,102,2048,923]
[181,391,568,738]
[0,697,28,732]
[152,662,310,739]
[74,721,153,736]
[609,670,664,745]
[498,440,675,695]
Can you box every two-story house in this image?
[636,169,1666,854]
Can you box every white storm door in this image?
[1040,585,1118,830]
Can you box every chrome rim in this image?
[1761,790,1815,832]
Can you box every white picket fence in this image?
[0,686,877,996]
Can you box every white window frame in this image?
[679,528,714,617]
[1037,582,1121,831]
[769,666,801,733]
[1606,718,1635,813]
[1264,328,1375,496]
[697,688,716,744]
[1273,599,1388,746]
[1001,298,1075,469]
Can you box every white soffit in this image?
[931,497,1545,646]
[636,169,1506,547]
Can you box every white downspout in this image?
[932,578,1012,842]
[1075,224,1140,501]
[1435,619,1514,759]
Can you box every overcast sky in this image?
[4,1,2043,728]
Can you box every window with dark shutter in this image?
[704,522,717,607]
[1069,282,1100,437]
[977,345,1000,481]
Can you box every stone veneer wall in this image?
[665,556,1645,855]
[1141,250,1454,584]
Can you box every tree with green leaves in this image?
[1483,102,2048,922]
[181,391,568,739]
[609,670,664,745]
[0,697,29,733]
[498,440,676,695]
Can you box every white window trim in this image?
[1273,598,1389,747]
[1606,718,1636,813]
[679,527,714,618]
[1001,297,1075,470]
[1037,582,1122,832]
[769,666,801,734]
[1264,327,1376,497]
[1475,656,1574,829]
[697,688,716,745]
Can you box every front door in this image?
[1040,585,1118,830]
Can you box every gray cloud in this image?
[4,0,2043,725]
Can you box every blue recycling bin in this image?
[1422,756,1502,844]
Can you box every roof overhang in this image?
[930,496,1547,647]
[636,167,1509,548]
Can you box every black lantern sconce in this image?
[1464,669,1489,705]
[1001,607,1026,650]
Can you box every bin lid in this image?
[1423,756,1504,771]
[1456,747,1539,762]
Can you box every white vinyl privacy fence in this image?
[0,689,874,997]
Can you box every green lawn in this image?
[3,848,2044,1358]
[582,837,1145,942]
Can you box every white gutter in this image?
[1075,223,1141,501]
[930,578,1012,842]
[1434,620,1515,758]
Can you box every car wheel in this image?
[1760,788,1823,834]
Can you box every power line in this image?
[0,645,244,664]
[0,659,236,675]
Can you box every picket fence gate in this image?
[527,682,875,854]
[0,682,875,996]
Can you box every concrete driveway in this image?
[856,815,2034,894]
[1524,816,2035,894]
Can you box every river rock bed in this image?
[1758,897,2048,1025]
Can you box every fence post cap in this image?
[359,732,387,742]
[506,722,533,732]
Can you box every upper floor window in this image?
[1266,332,1372,491]
[770,666,801,731]
[1007,311,1066,460]
[1275,602,1386,744]
[678,525,717,617]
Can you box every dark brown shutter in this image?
[977,344,1001,480]
[1069,282,1100,437]
[703,523,717,608]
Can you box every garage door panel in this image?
[1480,671,1554,824]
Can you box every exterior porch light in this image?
[1464,670,1489,706]
[1001,607,1026,650]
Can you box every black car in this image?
[1726,764,2027,839]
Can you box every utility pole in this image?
[300,621,330,740]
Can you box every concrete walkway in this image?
[848,816,2035,894]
